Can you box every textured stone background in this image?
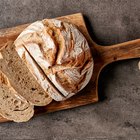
[0,0,140,139]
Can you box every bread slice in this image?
[14,19,94,101]
[0,71,34,122]
[16,46,64,101]
[0,42,52,106]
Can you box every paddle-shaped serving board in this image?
[0,13,140,123]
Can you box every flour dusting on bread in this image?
[14,19,94,101]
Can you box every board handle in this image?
[96,39,140,65]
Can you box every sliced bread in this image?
[16,46,65,101]
[0,71,34,122]
[0,42,52,106]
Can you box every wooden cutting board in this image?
[0,13,140,123]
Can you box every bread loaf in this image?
[14,19,94,101]
[0,71,34,122]
[0,42,52,106]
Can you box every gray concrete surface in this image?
[0,0,140,139]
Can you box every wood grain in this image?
[0,13,140,123]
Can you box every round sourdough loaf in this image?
[14,19,94,101]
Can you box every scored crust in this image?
[14,19,94,101]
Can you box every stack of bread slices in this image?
[0,19,93,122]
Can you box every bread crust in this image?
[14,19,94,101]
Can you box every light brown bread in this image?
[14,19,94,101]
[0,71,34,122]
[0,42,52,106]
[15,46,65,101]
